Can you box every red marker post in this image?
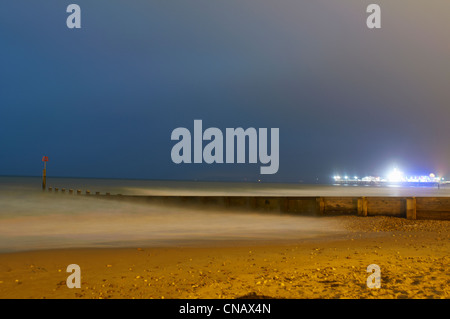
[42,156,49,190]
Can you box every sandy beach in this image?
[0,215,448,299]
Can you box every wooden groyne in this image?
[45,187,450,220]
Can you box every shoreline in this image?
[0,216,448,299]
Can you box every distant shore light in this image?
[333,168,444,184]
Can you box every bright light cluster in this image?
[333,168,444,183]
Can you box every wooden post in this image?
[41,156,49,190]
[42,166,46,190]
[316,197,325,215]
[225,197,230,208]
[358,197,368,216]
[281,197,289,213]
[406,197,417,220]
[357,197,362,216]
[251,197,257,210]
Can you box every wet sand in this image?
[0,216,448,299]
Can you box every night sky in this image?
[1,1,449,183]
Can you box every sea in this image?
[0,176,448,253]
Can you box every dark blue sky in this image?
[1,1,449,182]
